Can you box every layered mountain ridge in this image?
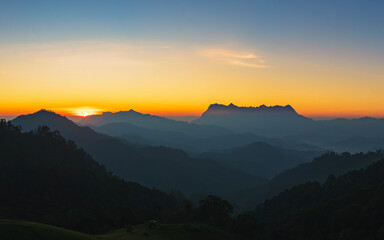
[79,109,231,138]
[12,110,266,195]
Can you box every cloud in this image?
[198,48,269,69]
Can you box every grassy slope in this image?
[0,220,96,240]
[0,220,235,240]
[101,223,235,240]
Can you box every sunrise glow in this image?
[61,107,104,118]
[0,1,383,119]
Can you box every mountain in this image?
[249,158,384,239]
[94,122,194,149]
[0,120,180,233]
[324,135,384,152]
[280,130,384,153]
[95,122,277,153]
[11,110,266,195]
[193,103,384,152]
[95,121,325,154]
[200,142,323,178]
[200,103,300,116]
[192,103,312,137]
[84,104,384,153]
[79,110,231,138]
[227,151,384,210]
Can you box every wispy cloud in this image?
[198,48,269,69]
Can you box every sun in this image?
[69,107,102,118]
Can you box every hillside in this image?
[249,158,384,240]
[227,151,384,209]
[200,142,322,178]
[11,110,266,195]
[0,120,180,233]
[0,220,235,240]
[101,223,235,240]
[0,220,96,240]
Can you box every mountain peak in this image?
[16,109,66,120]
[12,109,77,132]
[203,103,298,116]
[35,109,59,115]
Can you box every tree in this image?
[197,195,233,228]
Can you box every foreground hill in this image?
[101,223,235,240]
[200,142,322,178]
[0,220,95,240]
[11,111,266,195]
[0,120,180,233]
[0,220,235,240]
[228,151,384,210]
[250,158,384,240]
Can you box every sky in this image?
[1,0,384,118]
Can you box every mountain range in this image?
[4,103,384,239]
[9,103,384,207]
[95,122,323,153]
[199,142,322,178]
[76,104,384,153]
[11,110,266,195]
[79,110,230,138]
[193,103,384,152]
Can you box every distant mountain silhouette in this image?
[12,110,266,195]
[193,103,311,137]
[326,136,384,152]
[200,142,323,178]
[79,110,231,138]
[193,103,384,151]
[77,104,384,153]
[95,123,285,153]
[201,103,299,116]
[95,122,194,149]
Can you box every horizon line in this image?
[1,107,384,121]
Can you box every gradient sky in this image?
[1,0,384,118]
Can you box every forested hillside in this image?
[0,120,181,233]
[12,110,266,195]
[228,151,384,209]
[248,158,384,240]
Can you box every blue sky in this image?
[1,0,384,118]
[1,0,383,47]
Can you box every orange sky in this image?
[1,41,384,119]
[1,1,384,120]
